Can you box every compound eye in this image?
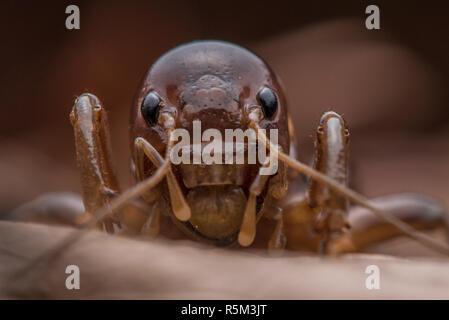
[141,92,161,125]
[257,87,278,118]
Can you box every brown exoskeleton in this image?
[13,40,449,257]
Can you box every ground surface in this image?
[1,221,448,299]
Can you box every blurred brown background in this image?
[0,0,448,214]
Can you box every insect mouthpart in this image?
[177,141,252,188]
[171,140,262,243]
[184,185,248,241]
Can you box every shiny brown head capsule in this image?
[130,40,290,245]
